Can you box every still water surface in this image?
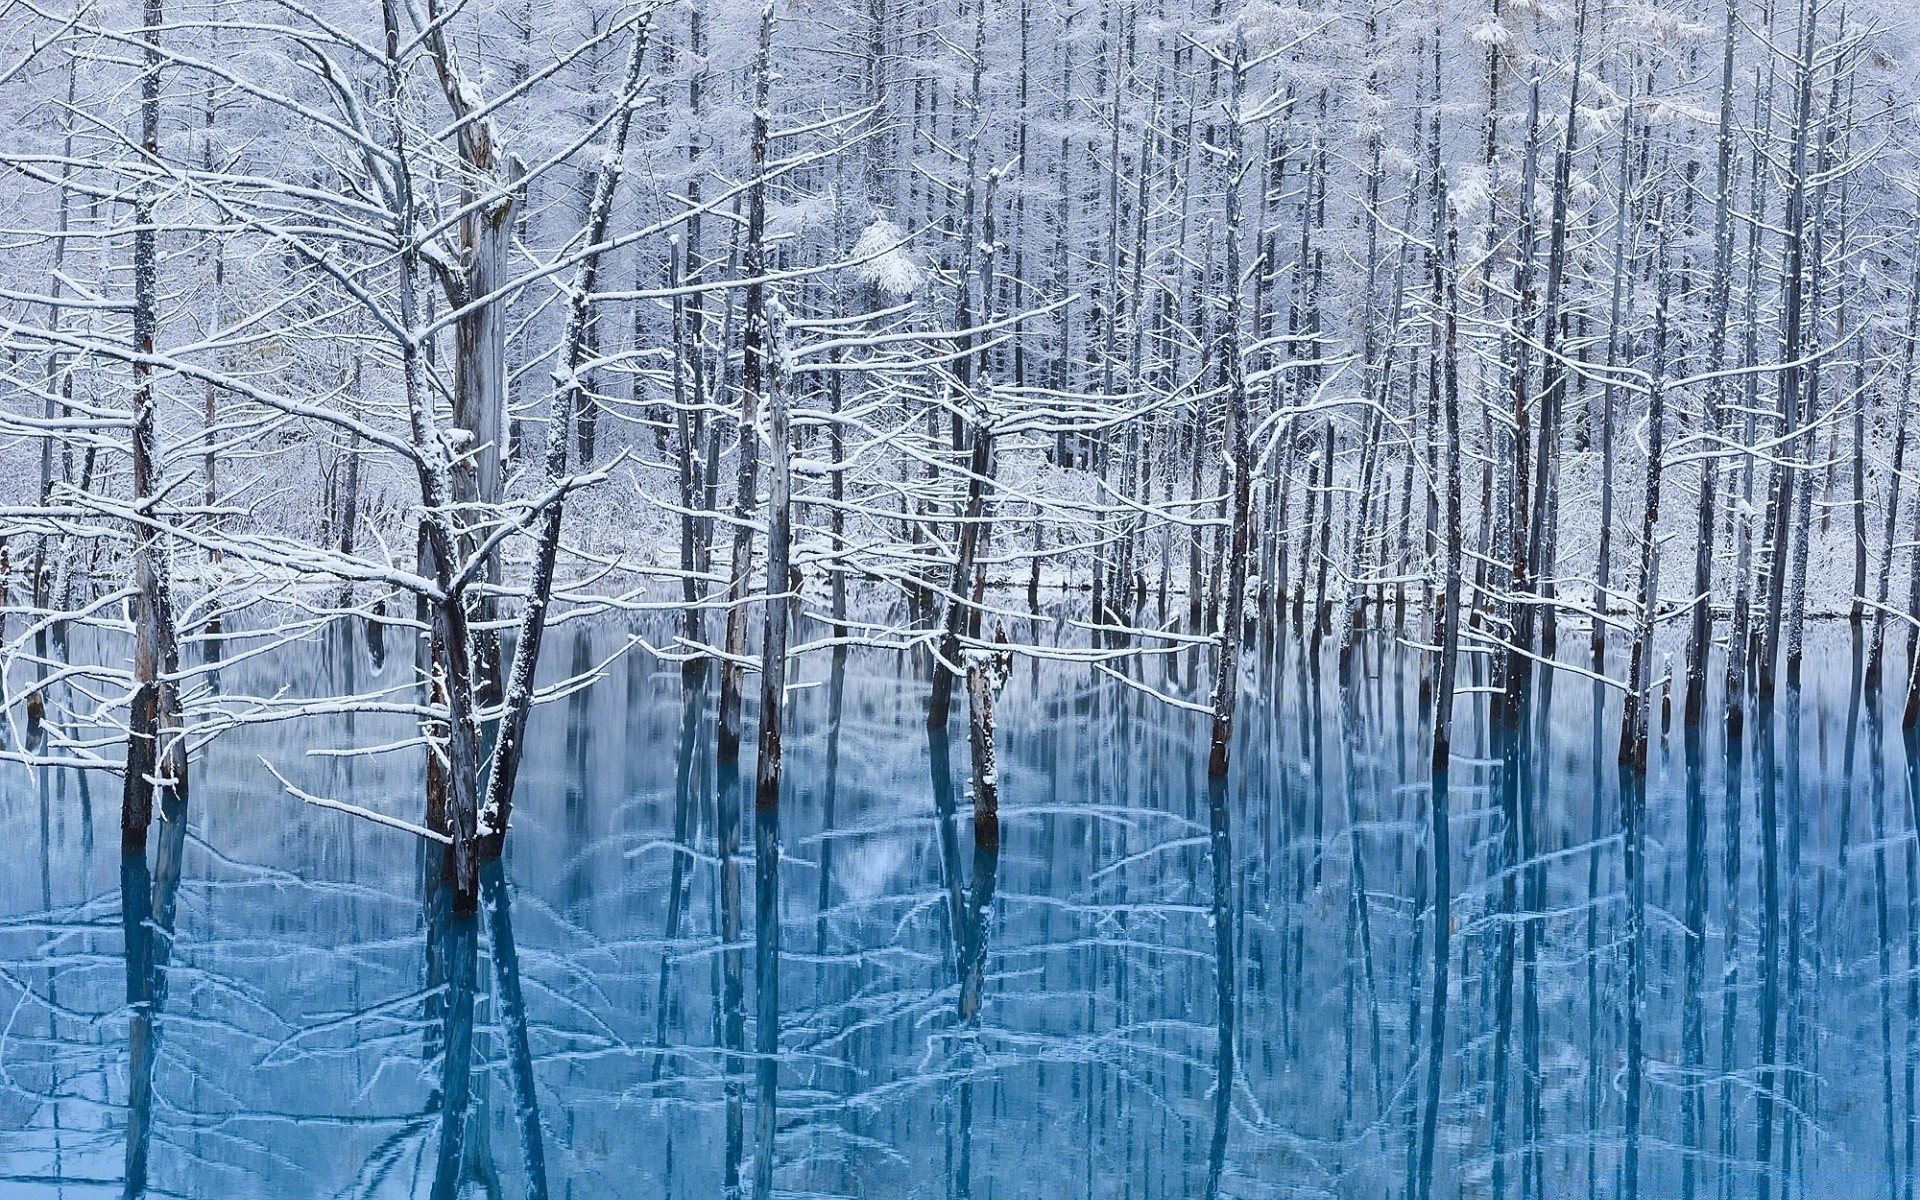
[0,613,1912,1198]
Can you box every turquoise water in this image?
[0,614,1912,1198]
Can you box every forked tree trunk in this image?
[421,0,525,703]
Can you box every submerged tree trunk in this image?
[745,10,784,1199]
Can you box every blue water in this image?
[0,612,1913,1198]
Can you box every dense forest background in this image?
[10,2,1920,1199]
[6,0,1919,716]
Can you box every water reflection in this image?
[482,861,548,1200]
[427,875,478,1200]
[121,790,185,1198]
[4,619,1920,1197]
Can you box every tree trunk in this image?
[123,0,187,853]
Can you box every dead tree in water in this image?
[1198,31,1253,1200]
[378,1,659,910]
[1616,200,1674,1200]
[418,0,526,701]
[1621,203,1673,773]
[1204,29,1253,785]
[381,0,489,909]
[478,16,656,865]
[744,8,784,1200]
[1684,0,1740,727]
[927,0,1003,729]
[1414,165,1463,1200]
[716,0,777,770]
[123,0,187,853]
[1759,0,1820,700]
[1526,0,1589,660]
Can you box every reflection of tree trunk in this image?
[1717,683,1747,1200]
[1901,726,1920,1198]
[121,790,187,1199]
[1869,673,1899,1194]
[1681,708,1710,1200]
[122,850,155,1197]
[1489,656,1551,1198]
[817,650,847,959]
[1521,664,1551,1195]
[1778,683,1808,1193]
[1413,761,1451,1200]
[481,861,548,1199]
[718,739,745,1200]
[1620,758,1649,1200]
[950,831,999,1198]
[959,642,1005,1024]
[930,723,964,968]
[1755,697,1782,1200]
[561,630,594,907]
[1490,694,1522,1200]
[1401,672,1430,1200]
[429,892,479,1200]
[928,716,970,1193]
[748,18,790,1182]
[1337,657,1384,1121]
[956,832,1000,1024]
[751,797,781,1200]
[938,638,1005,1200]
[653,671,707,1080]
[423,845,449,1099]
[1203,772,1236,1200]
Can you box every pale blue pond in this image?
[0,612,1911,1198]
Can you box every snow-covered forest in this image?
[6,0,1920,1196]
